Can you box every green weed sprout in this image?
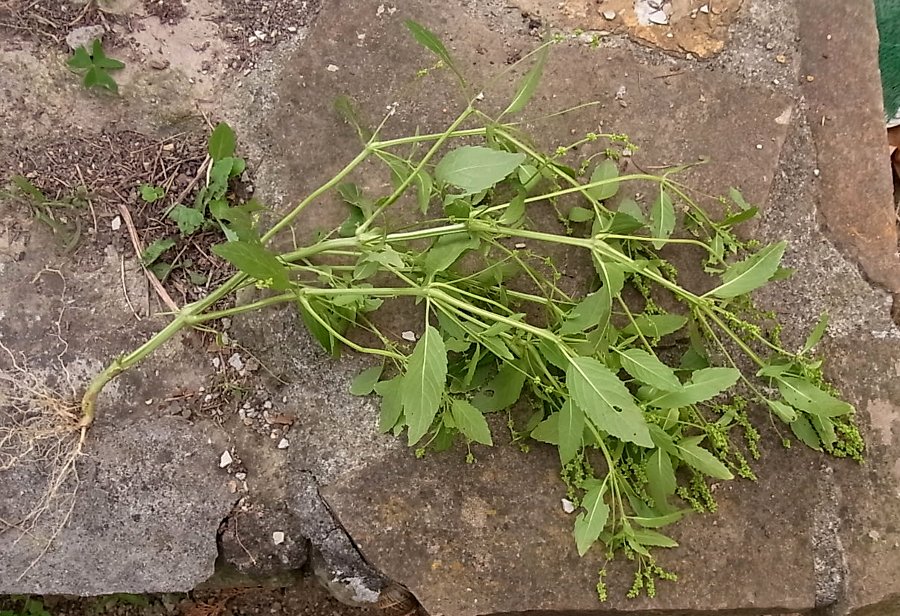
[67,39,125,94]
[76,22,862,598]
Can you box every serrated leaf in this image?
[435,146,526,194]
[374,377,404,433]
[674,436,733,480]
[210,199,264,242]
[208,122,237,161]
[141,237,175,265]
[504,46,548,116]
[212,240,290,290]
[423,232,480,274]
[451,399,493,445]
[168,204,205,236]
[586,160,619,201]
[649,188,675,249]
[790,416,822,451]
[574,484,610,556]
[618,349,682,391]
[775,376,853,418]
[91,40,124,70]
[649,367,740,409]
[402,325,448,445]
[566,357,653,448]
[558,400,584,465]
[802,313,829,353]
[350,364,384,396]
[708,241,787,299]
[631,529,678,548]
[646,448,676,509]
[621,314,687,338]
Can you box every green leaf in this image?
[566,356,653,448]
[416,171,433,214]
[424,232,480,274]
[451,399,493,445]
[568,206,594,223]
[586,160,619,201]
[518,164,541,194]
[618,349,682,391]
[374,377,404,433]
[559,291,610,335]
[68,46,93,70]
[617,198,645,222]
[631,510,687,528]
[631,529,678,548]
[471,363,527,412]
[775,376,853,418]
[210,199,265,242]
[649,367,740,409]
[574,484,610,556]
[405,20,458,76]
[674,436,733,480]
[402,325,448,445]
[92,68,119,93]
[139,184,165,203]
[91,39,124,70]
[729,187,751,210]
[168,204,205,236]
[435,146,526,194]
[557,400,584,465]
[500,191,526,225]
[621,314,687,338]
[812,415,837,448]
[141,237,175,265]
[504,46,548,116]
[790,416,822,451]
[297,298,339,356]
[767,399,798,423]
[708,241,787,299]
[208,122,237,161]
[646,448,676,509]
[333,95,373,142]
[530,412,559,444]
[802,313,829,353]
[649,188,675,249]
[212,240,291,290]
[350,364,384,395]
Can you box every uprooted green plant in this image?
[71,22,862,598]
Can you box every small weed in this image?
[139,184,165,203]
[0,597,52,616]
[3,176,86,252]
[67,40,125,94]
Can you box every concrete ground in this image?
[1,0,899,614]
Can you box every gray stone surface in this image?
[0,417,235,595]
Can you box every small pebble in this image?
[756,144,763,150]
[648,10,669,25]
[235,472,247,480]
[401,331,417,342]
[220,450,233,468]
[277,438,290,449]
[699,3,710,13]
[813,168,820,177]
[326,64,340,72]
[602,10,616,20]
[228,353,244,371]
[111,216,122,231]
[272,531,285,545]
[561,499,575,514]
[775,54,787,64]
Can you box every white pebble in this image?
[561,499,576,514]
[602,10,616,20]
[219,450,233,468]
[277,438,290,449]
[272,531,285,545]
[228,353,244,371]
[326,64,339,72]
[401,331,417,342]
[111,216,122,231]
